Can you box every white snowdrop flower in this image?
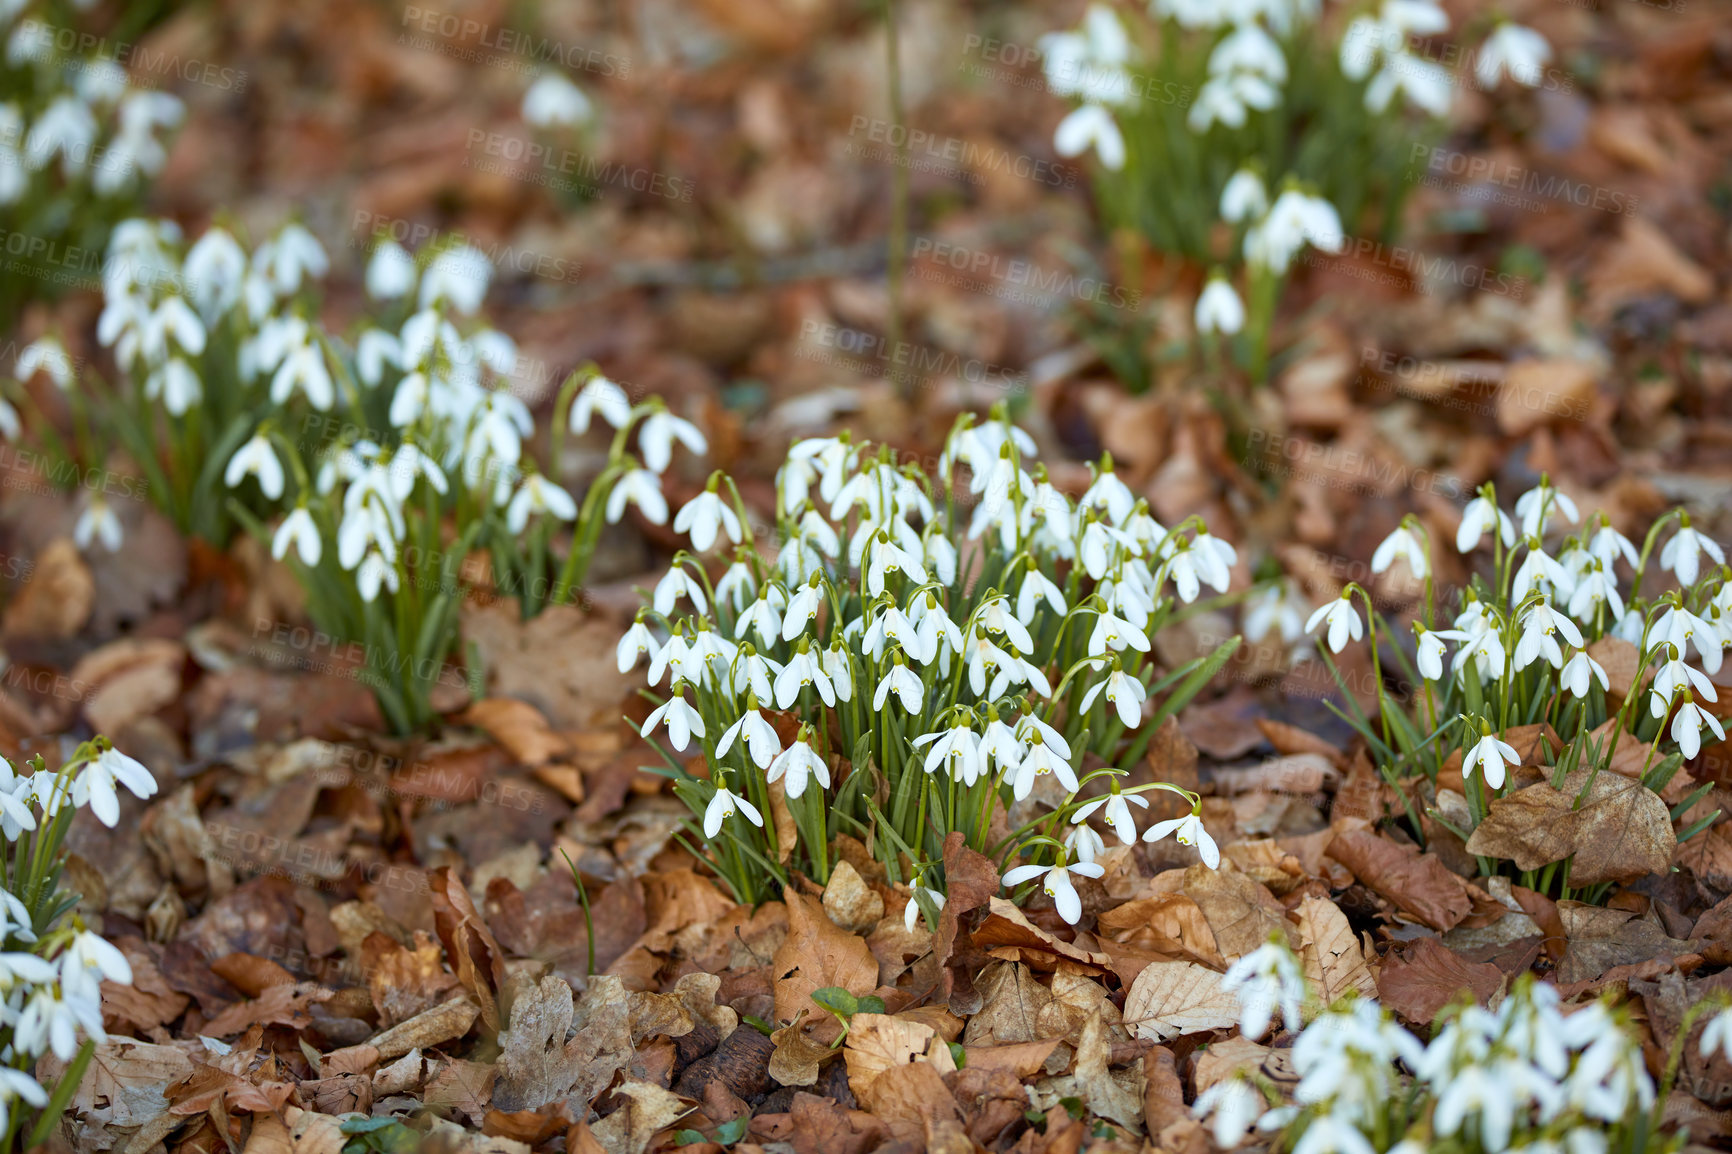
[1650,654,1715,717]
[1088,605,1148,657]
[641,685,704,751]
[774,643,834,709]
[1053,104,1125,170]
[1222,941,1305,1040]
[178,228,244,320]
[1435,1060,1562,1153]
[570,375,632,433]
[910,595,963,665]
[865,535,926,598]
[1189,72,1278,132]
[1079,519,1134,581]
[736,590,784,648]
[1511,544,1570,603]
[863,603,921,662]
[1007,732,1078,801]
[1210,22,1288,84]
[1192,1079,1261,1149]
[270,340,335,410]
[1672,700,1725,760]
[1662,519,1724,587]
[1700,1007,1732,1063]
[653,566,708,616]
[1567,560,1624,623]
[1195,275,1244,336]
[75,747,157,828]
[1244,581,1308,647]
[1657,603,1721,674]
[1041,5,1132,105]
[605,467,667,525]
[1463,727,1520,790]
[1458,490,1515,552]
[74,495,122,552]
[24,96,95,175]
[1072,789,1147,844]
[873,662,925,715]
[1477,22,1551,89]
[904,877,945,932]
[615,616,659,675]
[714,557,756,613]
[675,486,743,553]
[418,244,490,313]
[16,336,74,389]
[1002,858,1104,925]
[824,641,855,703]
[225,434,285,500]
[1514,603,1583,670]
[144,358,201,416]
[1560,649,1608,699]
[1016,565,1067,625]
[355,550,399,601]
[646,632,693,687]
[1251,188,1344,272]
[272,506,322,567]
[62,929,133,997]
[262,222,329,295]
[143,295,206,360]
[1366,52,1453,116]
[1515,480,1579,539]
[0,397,17,439]
[639,409,707,474]
[523,71,593,128]
[1304,594,1362,653]
[728,647,779,703]
[1220,169,1268,223]
[717,706,782,770]
[766,732,830,798]
[1586,518,1639,569]
[1416,628,1466,681]
[1066,822,1106,865]
[15,986,95,1062]
[781,576,824,641]
[365,239,417,301]
[0,1066,47,1135]
[506,474,577,533]
[914,722,981,783]
[1371,521,1429,580]
[1080,663,1146,727]
[355,329,401,388]
[1143,809,1219,868]
[703,782,762,839]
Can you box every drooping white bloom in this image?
[1463,729,1520,790]
[73,496,122,552]
[1195,276,1245,336]
[766,734,830,799]
[904,877,946,933]
[1560,649,1609,699]
[16,337,75,389]
[1079,664,1147,727]
[75,747,158,828]
[418,244,491,314]
[1222,941,1305,1040]
[1457,492,1515,553]
[1192,1079,1261,1150]
[1476,23,1551,89]
[1053,104,1125,170]
[225,433,285,495]
[639,409,707,474]
[1514,603,1583,670]
[616,617,659,674]
[775,644,835,709]
[703,782,763,839]
[873,663,925,715]
[1662,521,1724,587]
[1143,809,1219,868]
[717,707,783,770]
[1416,628,1466,681]
[1220,169,1268,223]
[1672,700,1726,760]
[570,375,632,433]
[1515,480,1580,539]
[675,488,743,553]
[641,687,704,751]
[605,468,667,525]
[1305,594,1362,654]
[506,474,578,533]
[272,506,322,566]
[654,566,708,616]
[523,72,593,127]
[365,239,417,301]
[1370,522,1428,580]
[1002,858,1105,925]
[1072,789,1147,844]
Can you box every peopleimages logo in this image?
[399,6,629,78]
[845,116,1077,189]
[909,237,1141,311]
[1407,145,1640,217]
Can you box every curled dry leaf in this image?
[1327,829,1472,931]
[843,1012,957,1109]
[771,890,878,1026]
[1296,895,1377,1006]
[458,697,571,767]
[590,1081,693,1154]
[1464,768,1676,887]
[1121,961,1240,1043]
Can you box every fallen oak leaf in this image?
[1296,895,1377,1006]
[771,890,878,1026]
[1463,768,1675,887]
[1121,961,1241,1043]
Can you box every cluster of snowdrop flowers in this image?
[88,217,333,544]
[1201,969,1667,1154]
[1041,5,1135,171]
[0,740,155,1144]
[626,407,1239,914]
[1341,0,1553,115]
[0,7,181,206]
[1303,480,1728,867]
